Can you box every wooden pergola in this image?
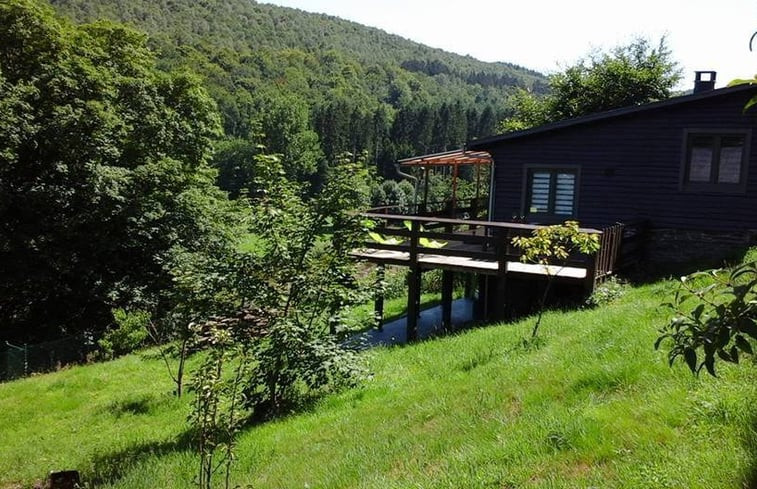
[398,148,492,217]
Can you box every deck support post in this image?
[422,166,430,214]
[473,163,481,218]
[374,264,385,331]
[495,275,507,322]
[494,230,509,322]
[584,246,600,297]
[475,274,488,321]
[441,270,454,331]
[406,220,421,342]
[451,162,459,217]
[463,273,474,299]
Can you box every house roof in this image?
[466,84,757,150]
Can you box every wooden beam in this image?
[374,264,385,331]
[451,162,459,218]
[423,166,430,213]
[406,220,420,341]
[495,230,509,321]
[441,270,453,331]
[475,274,488,321]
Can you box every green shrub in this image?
[657,258,757,376]
[586,276,627,307]
[98,309,150,359]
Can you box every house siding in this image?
[480,90,757,236]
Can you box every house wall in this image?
[479,90,757,262]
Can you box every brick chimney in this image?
[693,71,716,93]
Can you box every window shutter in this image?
[717,136,745,184]
[529,171,551,213]
[554,173,576,215]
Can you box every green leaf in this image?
[683,348,697,373]
[729,345,740,364]
[418,237,447,249]
[741,319,757,341]
[717,349,733,363]
[367,232,404,246]
[703,354,716,377]
[735,335,753,355]
[728,78,757,87]
[691,304,705,320]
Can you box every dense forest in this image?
[2,0,549,350]
[49,0,547,187]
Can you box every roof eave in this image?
[466,84,757,150]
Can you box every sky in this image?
[262,0,756,90]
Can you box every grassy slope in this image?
[2,279,757,488]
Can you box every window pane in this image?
[688,136,713,182]
[529,172,550,213]
[718,136,744,183]
[554,173,575,215]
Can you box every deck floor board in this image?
[351,248,587,279]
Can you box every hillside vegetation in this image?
[2,272,757,488]
[49,0,546,177]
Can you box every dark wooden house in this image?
[468,74,757,263]
[354,74,757,340]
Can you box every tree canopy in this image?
[499,38,682,132]
[0,0,237,343]
[48,0,547,186]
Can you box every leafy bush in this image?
[246,320,366,416]
[378,267,409,300]
[656,260,757,375]
[586,276,628,307]
[98,309,150,359]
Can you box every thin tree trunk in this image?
[531,276,555,338]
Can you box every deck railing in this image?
[594,223,624,279]
[357,213,639,337]
[360,213,641,284]
[367,196,489,220]
[360,213,617,285]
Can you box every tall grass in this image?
[2,277,757,488]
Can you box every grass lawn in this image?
[2,274,757,488]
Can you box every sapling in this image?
[512,221,600,337]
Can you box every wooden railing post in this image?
[584,236,600,295]
[406,220,420,342]
[374,264,385,331]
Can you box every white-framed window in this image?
[682,130,750,192]
[524,167,578,217]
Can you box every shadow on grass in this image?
[83,430,194,487]
[107,394,155,417]
[623,245,755,286]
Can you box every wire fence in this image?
[1,335,94,382]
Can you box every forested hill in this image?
[49,0,546,179]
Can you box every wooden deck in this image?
[353,213,617,284]
[351,248,588,279]
[352,212,632,341]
